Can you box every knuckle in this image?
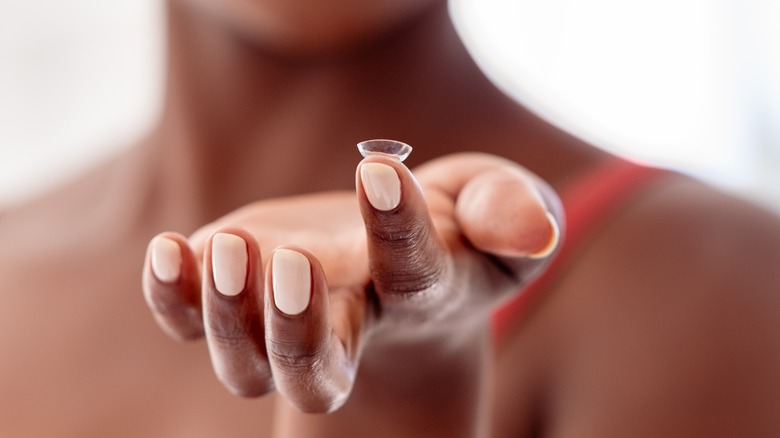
[144,290,180,316]
[145,288,200,322]
[208,340,274,397]
[372,258,444,294]
[366,217,447,294]
[267,339,323,373]
[206,318,257,349]
[208,329,251,350]
[160,302,200,323]
[365,212,426,247]
[147,298,204,340]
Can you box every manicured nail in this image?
[360,162,401,211]
[211,233,248,296]
[528,212,561,259]
[150,236,182,283]
[272,249,312,316]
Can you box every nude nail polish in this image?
[272,249,312,316]
[150,236,181,283]
[360,162,401,211]
[528,212,561,259]
[211,233,248,296]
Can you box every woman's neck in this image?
[141,1,601,222]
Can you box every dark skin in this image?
[1,0,779,436]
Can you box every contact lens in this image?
[357,139,412,162]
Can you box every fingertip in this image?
[210,232,249,297]
[359,162,401,211]
[204,227,265,298]
[527,212,561,259]
[271,247,313,316]
[456,168,560,259]
[143,232,204,341]
[149,235,182,283]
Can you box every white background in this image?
[1,0,779,210]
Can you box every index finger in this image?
[356,153,451,321]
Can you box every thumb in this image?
[456,166,561,259]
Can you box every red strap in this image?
[491,158,670,343]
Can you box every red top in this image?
[492,157,672,343]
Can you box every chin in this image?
[180,0,445,57]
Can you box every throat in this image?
[149,0,600,221]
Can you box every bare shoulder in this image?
[556,176,780,436]
[495,176,780,437]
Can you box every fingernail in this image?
[528,212,561,259]
[211,233,248,296]
[150,236,181,283]
[360,162,401,211]
[272,249,311,316]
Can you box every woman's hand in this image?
[142,151,562,414]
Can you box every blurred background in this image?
[1,0,778,210]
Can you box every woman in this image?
[2,0,779,436]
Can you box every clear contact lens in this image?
[357,139,412,162]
